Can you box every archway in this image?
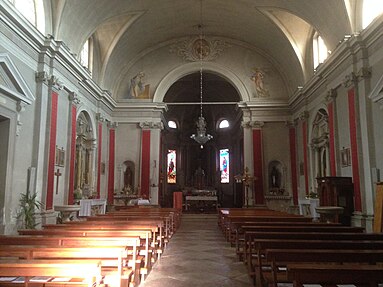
[160,72,243,208]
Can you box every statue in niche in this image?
[269,161,284,195]
[270,166,280,188]
[123,161,135,194]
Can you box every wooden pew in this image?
[0,235,145,284]
[45,220,165,252]
[0,245,138,287]
[243,231,383,281]
[237,225,365,262]
[266,249,383,287]
[286,263,383,287]
[17,229,154,277]
[0,259,102,287]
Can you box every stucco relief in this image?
[169,36,230,62]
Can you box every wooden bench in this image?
[266,249,383,287]
[237,225,365,262]
[244,232,383,285]
[0,259,102,287]
[0,245,139,287]
[286,263,383,287]
[0,235,145,284]
[17,229,154,278]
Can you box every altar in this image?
[185,195,218,211]
[79,199,107,217]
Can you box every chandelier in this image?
[190,20,213,149]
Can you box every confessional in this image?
[316,177,354,225]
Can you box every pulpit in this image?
[316,177,354,225]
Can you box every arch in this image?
[153,61,250,103]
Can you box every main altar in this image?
[183,189,218,211]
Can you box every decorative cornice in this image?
[139,121,164,130]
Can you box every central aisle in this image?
[142,213,253,287]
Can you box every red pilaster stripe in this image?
[252,129,264,204]
[289,127,298,205]
[302,121,309,196]
[46,91,58,210]
[348,88,362,212]
[141,130,151,199]
[96,123,102,199]
[68,105,76,205]
[107,128,115,205]
[328,101,336,176]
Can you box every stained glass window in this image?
[167,149,176,184]
[220,149,229,183]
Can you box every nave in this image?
[142,214,253,287]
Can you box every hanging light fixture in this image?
[191,3,213,149]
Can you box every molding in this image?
[0,53,34,104]
[241,121,264,129]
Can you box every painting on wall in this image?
[127,71,150,99]
[341,147,351,167]
[55,146,65,167]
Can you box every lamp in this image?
[190,15,213,149]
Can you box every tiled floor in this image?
[142,213,253,287]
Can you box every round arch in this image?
[153,61,250,103]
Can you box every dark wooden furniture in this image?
[316,176,354,225]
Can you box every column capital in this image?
[325,88,338,103]
[285,120,297,128]
[68,91,81,105]
[342,72,357,88]
[241,121,264,129]
[139,121,164,130]
[108,122,118,129]
[96,112,106,122]
[356,67,371,80]
[35,71,64,90]
[298,111,309,121]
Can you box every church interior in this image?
[1,0,383,286]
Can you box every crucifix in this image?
[55,168,62,195]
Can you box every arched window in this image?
[313,32,328,69]
[168,120,177,129]
[12,0,45,33]
[218,119,229,129]
[362,0,383,29]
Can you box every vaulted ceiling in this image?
[49,0,354,100]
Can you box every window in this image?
[220,149,229,183]
[313,33,328,69]
[362,0,383,29]
[219,119,229,129]
[12,0,45,33]
[167,150,176,184]
[79,39,90,69]
[168,120,177,129]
